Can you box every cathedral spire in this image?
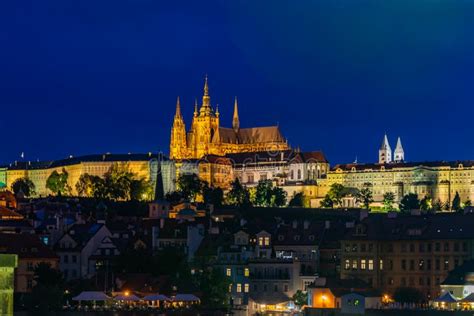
[200,75,212,115]
[394,136,405,163]
[232,97,240,132]
[175,96,182,118]
[193,98,198,117]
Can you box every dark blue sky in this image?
[1,0,473,165]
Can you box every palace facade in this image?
[169,77,289,160]
[0,154,175,198]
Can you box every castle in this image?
[169,77,289,160]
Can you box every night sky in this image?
[1,1,473,165]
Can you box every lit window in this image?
[345,260,350,270]
[264,237,270,246]
[244,283,249,293]
[229,284,232,292]
[352,260,358,270]
[237,284,242,293]
[368,259,374,271]
[226,268,231,276]
[258,237,264,246]
[361,259,366,270]
[244,268,250,277]
[379,259,384,270]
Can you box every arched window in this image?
[297,169,301,179]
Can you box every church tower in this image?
[169,97,187,159]
[378,133,392,164]
[394,137,405,163]
[232,97,240,132]
[188,76,220,158]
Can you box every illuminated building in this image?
[0,254,17,315]
[317,134,474,208]
[170,77,289,160]
[3,154,174,198]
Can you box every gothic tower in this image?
[188,76,220,158]
[378,133,392,164]
[394,137,405,163]
[232,97,240,133]
[169,97,187,159]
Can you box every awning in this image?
[72,291,110,301]
[434,292,458,303]
[173,294,200,302]
[114,294,141,301]
[143,294,171,301]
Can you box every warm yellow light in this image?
[321,295,327,301]
[124,290,130,296]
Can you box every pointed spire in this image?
[175,96,182,117]
[380,133,390,150]
[215,104,220,117]
[194,98,198,117]
[232,96,240,132]
[204,74,209,96]
[394,136,405,162]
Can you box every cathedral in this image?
[169,77,290,160]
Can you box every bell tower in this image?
[378,133,392,164]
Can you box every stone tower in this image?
[188,76,220,158]
[169,97,187,159]
[378,133,392,164]
[394,137,405,163]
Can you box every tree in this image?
[320,194,334,208]
[11,177,35,197]
[355,186,373,210]
[289,192,305,207]
[194,268,231,309]
[177,174,205,201]
[419,196,432,211]
[464,199,472,207]
[46,168,71,196]
[203,185,224,207]
[76,173,94,197]
[399,193,420,212]
[383,192,396,211]
[393,287,424,304]
[130,178,153,201]
[452,191,461,212]
[29,263,64,312]
[327,183,346,208]
[226,178,251,207]
[104,163,134,200]
[432,199,443,212]
[292,290,308,309]
[252,180,287,207]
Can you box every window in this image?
[352,260,358,270]
[435,243,441,252]
[244,268,250,277]
[64,255,69,263]
[27,262,34,271]
[72,255,77,263]
[352,244,358,252]
[409,260,415,271]
[229,284,232,292]
[401,244,407,252]
[258,237,263,246]
[361,259,366,270]
[361,244,366,252]
[344,260,350,270]
[444,258,449,270]
[454,243,460,252]
[226,268,231,277]
[297,169,301,179]
[284,284,289,292]
[244,284,249,293]
[409,244,415,252]
[444,243,450,252]
[368,259,374,271]
[264,237,270,246]
[419,259,424,270]
[435,259,440,270]
[274,285,278,292]
[379,259,383,270]
[427,259,432,270]
[27,279,33,289]
[237,284,242,293]
[401,259,407,270]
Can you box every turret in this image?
[394,137,405,163]
[232,97,240,132]
[378,133,392,164]
[200,75,213,116]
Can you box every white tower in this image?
[378,133,392,164]
[394,137,405,163]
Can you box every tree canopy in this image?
[46,168,71,196]
[383,192,396,211]
[11,177,36,197]
[399,193,420,212]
